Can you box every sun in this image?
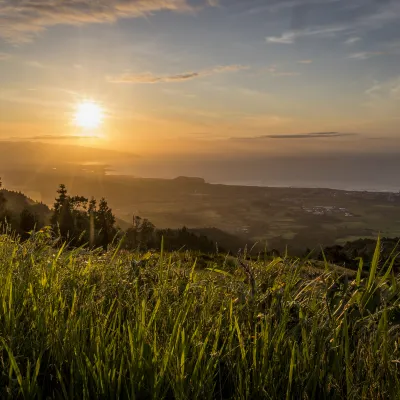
[74,101,103,129]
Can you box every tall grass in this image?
[0,230,400,399]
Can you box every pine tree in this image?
[96,198,116,250]
[51,185,116,248]
[51,184,75,241]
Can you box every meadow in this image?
[0,230,400,399]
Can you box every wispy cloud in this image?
[266,1,400,45]
[107,65,249,84]
[365,77,400,101]
[298,60,313,64]
[344,37,361,45]
[233,132,357,140]
[264,65,300,77]
[267,26,347,44]
[27,135,100,140]
[245,0,341,15]
[348,52,383,60]
[0,0,214,43]
[26,60,46,68]
[0,52,10,60]
[272,72,300,77]
[365,81,382,98]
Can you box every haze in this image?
[1,0,400,189]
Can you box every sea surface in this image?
[216,180,400,193]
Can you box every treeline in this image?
[50,184,116,249]
[319,237,400,271]
[50,184,217,252]
[124,222,218,253]
[0,178,48,239]
[0,180,218,253]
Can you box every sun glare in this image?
[74,101,103,129]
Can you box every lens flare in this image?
[74,101,103,129]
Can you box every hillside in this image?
[3,185,397,271]
[0,233,398,398]
[0,184,399,398]
[0,187,225,253]
[320,236,400,271]
[3,168,400,254]
[0,189,51,235]
[2,190,51,220]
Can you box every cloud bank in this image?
[266,1,400,45]
[107,65,249,84]
[233,132,357,140]
[0,0,212,43]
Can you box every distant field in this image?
[4,170,400,253]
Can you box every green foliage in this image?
[95,198,117,250]
[19,208,38,240]
[124,220,218,253]
[321,236,400,271]
[0,180,47,235]
[0,236,399,399]
[51,185,117,249]
[0,178,6,220]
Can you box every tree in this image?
[125,216,156,250]
[95,198,116,250]
[51,185,116,249]
[140,219,156,245]
[88,197,97,247]
[70,195,89,243]
[51,185,89,245]
[0,178,7,223]
[51,184,74,240]
[19,208,37,240]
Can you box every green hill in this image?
[2,189,51,219]
[0,234,398,398]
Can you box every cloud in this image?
[365,77,400,101]
[0,0,214,43]
[266,1,400,45]
[109,72,199,84]
[25,135,100,140]
[298,60,313,64]
[267,26,347,44]
[107,64,249,84]
[26,60,46,68]
[0,52,10,60]
[264,65,300,77]
[348,52,383,60]
[344,37,361,45]
[233,132,357,140]
[273,72,300,77]
[245,0,341,15]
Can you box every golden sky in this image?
[1,0,400,156]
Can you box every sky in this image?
[0,0,400,160]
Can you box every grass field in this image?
[1,231,400,399]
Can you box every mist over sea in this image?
[216,180,400,193]
[114,152,400,194]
